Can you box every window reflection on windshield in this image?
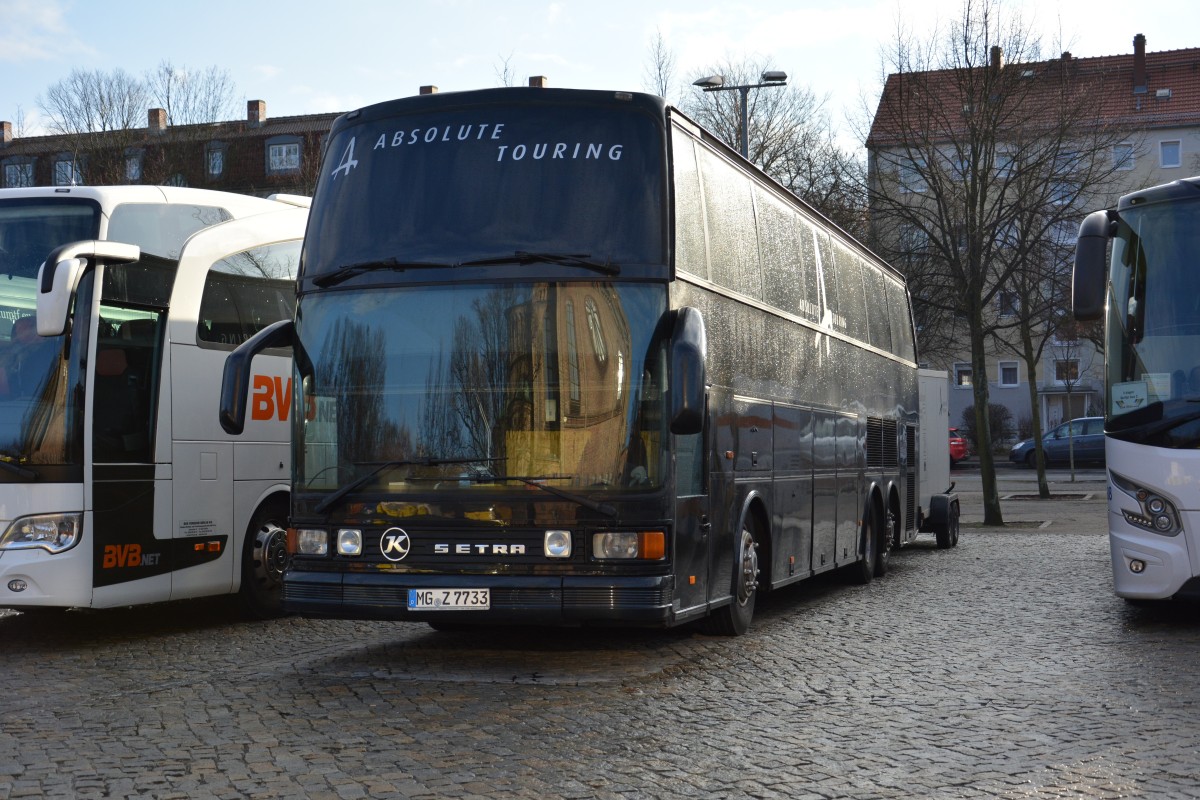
[1108,200,1200,446]
[296,282,668,496]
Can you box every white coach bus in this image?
[0,186,307,615]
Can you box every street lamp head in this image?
[693,75,725,89]
[760,71,788,84]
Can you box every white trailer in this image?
[917,368,961,547]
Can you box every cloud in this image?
[0,0,89,61]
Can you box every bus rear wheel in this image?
[699,520,760,636]
[849,506,878,585]
[240,499,289,618]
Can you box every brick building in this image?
[1,100,338,197]
[867,34,1200,446]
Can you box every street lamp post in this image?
[692,71,788,160]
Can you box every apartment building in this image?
[867,34,1200,445]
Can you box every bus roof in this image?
[0,185,305,219]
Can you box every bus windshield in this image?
[1107,197,1200,448]
[302,99,667,279]
[295,282,669,512]
[0,198,100,471]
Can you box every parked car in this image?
[949,428,969,464]
[1009,416,1105,467]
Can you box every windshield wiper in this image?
[311,258,453,288]
[313,456,502,515]
[0,453,36,481]
[473,474,617,518]
[457,251,620,276]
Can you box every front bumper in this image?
[283,569,677,626]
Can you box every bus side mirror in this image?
[220,319,295,435]
[668,307,706,435]
[1072,210,1113,322]
[36,240,141,336]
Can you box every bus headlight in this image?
[544,530,572,558]
[592,531,665,560]
[1111,472,1181,536]
[0,513,82,554]
[288,528,329,556]
[337,529,363,556]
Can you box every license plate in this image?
[407,588,490,610]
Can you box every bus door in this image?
[834,413,863,566]
[90,276,173,605]
[811,411,838,572]
[673,425,709,613]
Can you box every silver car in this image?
[1010,417,1105,467]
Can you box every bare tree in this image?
[495,52,518,88]
[38,68,149,183]
[642,29,677,100]
[145,61,238,126]
[865,0,1131,524]
[681,57,867,236]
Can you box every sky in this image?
[4,0,1200,147]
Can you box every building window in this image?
[2,160,34,188]
[898,157,927,193]
[124,150,143,183]
[998,291,1020,317]
[1113,143,1134,171]
[206,142,227,178]
[1055,359,1080,383]
[164,173,188,187]
[265,136,301,175]
[584,297,607,365]
[994,147,1016,178]
[954,363,973,387]
[1160,140,1182,169]
[999,361,1019,387]
[54,156,82,186]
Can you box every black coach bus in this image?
[221,87,955,635]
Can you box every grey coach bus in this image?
[221,87,957,635]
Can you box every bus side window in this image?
[675,430,704,496]
[197,240,301,348]
[93,314,163,463]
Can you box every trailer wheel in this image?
[936,501,960,549]
[699,519,760,636]
[240,498,289,618]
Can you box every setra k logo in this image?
[380,527,411,562]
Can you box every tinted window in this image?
[863,264,893,352]
[697,147,760,299]
[671,128,708,280]
[830,242,869,342]
[305,99,667,275]
[757,187,819,323]
[198,240,301,347]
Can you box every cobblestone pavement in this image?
[3,468,1200,799]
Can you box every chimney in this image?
[1061,51,1072,61]
[1133,33,1147,94]
[148,108,167,134]
[248,99,266,127]
[1,121,11,146]
[989,46,1003,73]
[528,75,549,88]
[419,85,438,95]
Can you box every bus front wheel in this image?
[699,520,760,636]
[240,499,289,618]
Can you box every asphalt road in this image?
[3,468,1199,799]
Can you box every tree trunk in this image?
[970,322,1005,525]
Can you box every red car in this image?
[949,428,968,464]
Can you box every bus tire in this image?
[699,519,760,636]
[849,506,878,585]
[936,501,960,549]
[240,498,289,619]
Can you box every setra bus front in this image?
[1075,176,1200,601]
[221,88,709,627]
